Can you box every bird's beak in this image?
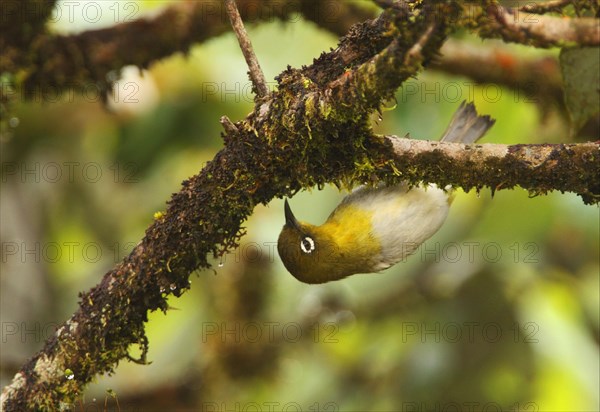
[284,199,301,229]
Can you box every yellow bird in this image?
[277,102,495,284]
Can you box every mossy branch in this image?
[378,136,600,204]
[2,1,600,410]
[3,0,595,107]
[0,4,423,409]
[472,1,600,47]
[0,0,370,100]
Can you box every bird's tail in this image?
[440,101,495,144]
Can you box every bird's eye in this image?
[300,236,315,254]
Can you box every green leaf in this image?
[559,47,600,138]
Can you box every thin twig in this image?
[517,0,572,14]
[220,115,239,135]
[224,0,269,98]
[403,23,436,67]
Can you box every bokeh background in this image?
[1,1,598,411]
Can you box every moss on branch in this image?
[379,137,600,204]
[466,1,600,48]
[0,0,371,102]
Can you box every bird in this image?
[277,102,495,284]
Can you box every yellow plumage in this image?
[278,102,495,284]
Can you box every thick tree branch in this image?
[4,0,595,105]
[1,0,371,100]
[479,2,600,47]
[319,4,458,122]
[379,136,600,203]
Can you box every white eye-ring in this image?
[300,236,315,254]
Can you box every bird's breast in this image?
[318,204,383,274]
